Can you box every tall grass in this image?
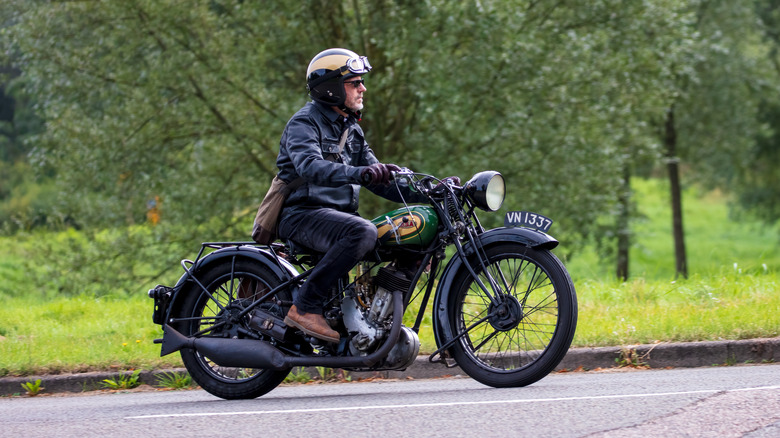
[0,178,778,376]
[574,271,779,346]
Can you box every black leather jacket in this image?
[277,101,422,217]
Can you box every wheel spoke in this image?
[471,328,499,352]
[507,257,530,297]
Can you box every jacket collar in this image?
[312,101,341,122]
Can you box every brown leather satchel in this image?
[251,128,349,244]
[251,175,304,244]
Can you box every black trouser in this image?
[278,207,377,314]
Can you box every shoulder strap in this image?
[337,126,349,153]
[283,127,351,193]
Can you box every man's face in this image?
[343,76,366,112]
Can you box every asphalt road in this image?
[1,364,779,438]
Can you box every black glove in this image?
[361,163,402,185]
[433,176,461,191]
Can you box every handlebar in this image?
[390,167,414,180]
[390,169,461,197]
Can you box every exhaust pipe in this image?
[158,325,288,370]
[158,290,405,370]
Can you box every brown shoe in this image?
[284,305,340,343]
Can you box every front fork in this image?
[427,230,515,365]
[452,228,507,306]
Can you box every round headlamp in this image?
[464,171,505,212]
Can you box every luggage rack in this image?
[179,240,310,279]
[186,241,285,265]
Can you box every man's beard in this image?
[346,97,363,112]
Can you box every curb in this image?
[2,337,778,396]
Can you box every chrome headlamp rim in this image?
[464,171,505,212]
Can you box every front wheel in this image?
[447,243,577,387]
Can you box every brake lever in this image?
[390,167,414,179]
[391,168,417,191]
[430,177,460,196]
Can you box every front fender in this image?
[431,227,558,349]
[468,226,558,253]
[164,245,298,324]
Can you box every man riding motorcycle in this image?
[276,48,454,343]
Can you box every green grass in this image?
[567,179,780,278]
[0,178,778,377]
[574,271,779,346]
[566,178,780,346]
[0,293,181,376]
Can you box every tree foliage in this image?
[735,0,780,224]
[1,1,684,232]
[0,0,776,288]
[0,58,48,230]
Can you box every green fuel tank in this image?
[371,206,439,247]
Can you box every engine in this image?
[341,264,420,370]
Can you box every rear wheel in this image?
[447,244,577,387]
[175,258,292,399]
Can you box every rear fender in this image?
[431,227,558,349]
[164,245,298,324]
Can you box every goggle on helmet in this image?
[306,48,371,107]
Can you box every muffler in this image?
[157,325,288,370]
[157,290,404,370]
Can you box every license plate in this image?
[504,211,553,232]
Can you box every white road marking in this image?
[125,385,780,420]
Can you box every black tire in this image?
[446,243,577,387]
[176,258,291,399]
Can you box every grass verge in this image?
[0,293,180,376]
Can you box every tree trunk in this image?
[664,106,688,279]
[616,160,631,281]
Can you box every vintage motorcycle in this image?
[148,169,578,399]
